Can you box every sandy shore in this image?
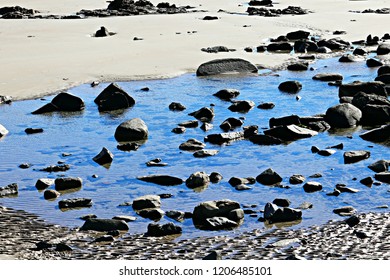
[0,206,388,260]
[1,0,390,100]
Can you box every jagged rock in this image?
[0,183,18,197]
[333,206,356,216]
[196,58,258,76]
[256,168,282,185]
[228,100,255,113]
[264,124,318,141]
[193,150,219,158]
[169,102,186,111]
[360,125,390,143]
[213,89,240,101]
[289,174,305,184]
[186,171,210,189]
[147,222,182,236]
[179,139,205,151]
[312,73,343,82]
[94,83,135,112]
[367,58,383,67]
[368,160,389,173]
[189,107,214,122]
[58,198,92,209]
[43,190,60,200]
[325,103,362,128]
[204,131,244,144]
[209,172,223,183]
[55,177,82,191]
[339,81,387,98]
[132,195,161,210]
[95,26,110,37]
[137,175,183,186]
[114,118,148,142]
[35,178,55,190]
[374,172,390,183]
[278,81,302,93]
[80,218,129,231]
[93,147,114,165]
[303,181,322,193]
[249,134,282,145]
[344,151,371,164]
[360,176,374,186]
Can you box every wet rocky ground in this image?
[0,206,388,260]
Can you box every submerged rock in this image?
[80,218,129,231]
[196,58,258,76]
[55,177,82,191]
[0,183,18,197]
[137,175,184,186]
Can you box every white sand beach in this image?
[0,0,389,100]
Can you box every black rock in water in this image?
[256,168,282,185]
[196,58,258,76]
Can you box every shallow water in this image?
[0,56,389,239]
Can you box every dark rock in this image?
[114,118,148,142]
[339,81,387,98]
[289,174,305,184]
[213,89,240,101]
[257,102,275,109]
[172,126,186,134]
[193,149,219,158]
[352,92,390,110]
[326,189,341,196]
[209,172,223,183]
[243,125,258,138]
[137,175,183,186]
[35,178,55,190]
[318,38,350,50]
[287,62,309,71]
[202,251,221,260]
[201,46,231,53]
[306,120,331,132]
[353,47,367,56]
[264,202,278,219]
[95,26,110,37]
[169,102,186,111]
[18,163,31,169]
[80,218,129,231]
[273,198,290,207]
[165,210,185,222]
[93,147,114,165]
[117,142,139,151]
[204,131,244,144]
[228,177,255,186]
[249,0,273,6]
[203,16,218,20]
[359,124,390,143]
[333,206,356,216]
[335,184,359,193]
[264,124,318,141]
[317,149,336,156]
[360,104,390,125]
[368,160,389,173]
[354,230,369,239]
[31,103,59,114]
[325,103,362,128]
[25,128,44,134]
[311,146,320,153]
[94,83,135,112]
[55,177,82,191]
[312,73,343,82]
[112,215,137,222]
[256,45,267,52]
[186,171,210,189]
[378,65,390,76]
[344,150,370,164]
[316,46,332,53]
[0,183,18,197]
[93,235,115,243]
[50,92,85,112]
[58,198,92,209]
[189,107,215,122]
[132,195,161,210]
[375,74,390,85]
[339,54,362,63]
[228,100,255,113]
[269,115,300,128]
[146,158,167,167]
[256,168,282,185]
[286,30,310,40]
[267,42,293,52]
[303,181,322,193]
[269,207,302,223]
[147,222,182,236]
[196,58,258,76]
[249,134,282,145]
[179,138,206,151]
[35,241,52,250]
[309,173,322,178]
[80,214,97,220]
[374,172,390,183]
[40,164,70,172]
[219,117,243,131]
[345,215,360,227]
[55,243,72,252]
[178,120,198,128]
[367,58,383,68]
[137,208,164,220]
[204,217,238,230]
[278,81,302,93]
[377,44,390,55]
[43,190,60,200]
[360,176,374,186]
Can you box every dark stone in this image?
[339,54,361,63]
[312,73,343,82]
[360,104,390,125]
[35,178,55,190]
[179,138,205,151]
[132,195,161,210]
[204,131,244,144]
[374,172,390,184]
[219,117,244,131]
[43,190,60,200]
[257,102,275,109]
[80,218,129,231]
[204,217,238,230]
[55,243,72,252]
[256,168,282,185]
[286,30,310,40]
[55,177,82,191]
[95,26,110,37]
[31,103,59,114]
[94,83,135,112]
[147,223,182,236]
[335,184,359,193]
[306,120,331,132]
[269,207,302,223]
[273,198,290,207]
[256,45,267,52]
[318,38,350,50]
[114,118,148,142]
[287,62,309,71]
[203,16,218,20]
[269,115,300,128]
[249,0,273,6]
[93,235,115,243]
[117,142,139,151]
[209,172,223,183]
[343,150,370,164]
[243,125,258,138]
[146,158,167,167]
[375,74,390,84]
[311,146,320,153]
[360,176,374,186]
[201,46,231,53]
[377,44,390,55]
[367,58,383,68]
[112,215,136,222]
[80,214,97,220]
[169,102,186,111]
[353,47,367,56]
[36,241,52,250]
[378,65,390,76]
[165,210,185,222]
[50,92,85,112]
[345,215,360,227]
[317,149,336,156]
[58,198,92,209]
[359,124,390,143]
[93,147,114,165]
[267,42,293,52]
[137,175,184,186]
[196,58,258,76]
[193,149,219,158]
[0,183,18,197]
[289,174,305,184]
[172,126,186,134]
[189,107,215,122]
[213,89,240,101]
[278,81,302,93]
[202,251,222,260]
[249,134,282,145]
[137,208,164,220]
[263,124,318,141]
[25,128,44,134]
[339,81,387,98]
[352,92,390,110]
[303,181,322,193]
[40,164,70,172]
[186,171,210,189]
[228,177,255,186]
[228,100,255,113]
[333,206,356,216]
[368,160,389,173]
[325,103,362,128]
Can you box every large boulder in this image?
[185,171,210,189]
[0,124,9,138]
[55,177,82,191]
[80,218,129,231]
[359,125,390,143]
[51,92,85,112]
[196,58,258,76]
[278,81,302,93]
[378,65,390,76]
[263,125,318,141]
[114,118,148,142]
[192,199,244,230]
[325,103,362,128]
[377,43,390,55]
[147,223,182,237]
[0,183,18,197]
[132,195,161,210]
[339,81,387,98]
[137,175,184,186]
[94,83,135,112]
[256,168,282,185]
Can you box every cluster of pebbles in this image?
[0,206,388,260]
